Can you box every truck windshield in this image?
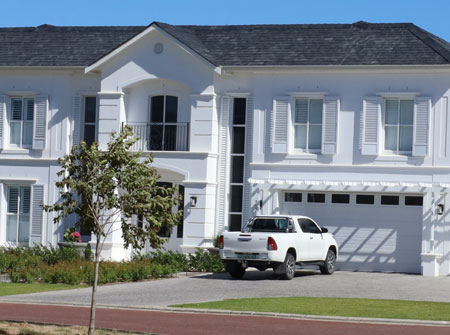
[250,218,289,232]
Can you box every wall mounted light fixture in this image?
[437,204,444,215]
[190,196,197,207]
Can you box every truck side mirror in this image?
[321,227,328,233]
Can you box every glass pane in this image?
[308,125,322,150]
[400,100,414,125]
[233,98,246,125]
[232,127,245,154]
[11,99,22,120]
[8,187,19,214]
[309,99,323,123]
[405,196,423,206]
[384,126,398,151]
[385,100,399,125]
[332,194,350,204]
[165,96,178,123]
[18,215,30,243]
[294,99,308,123]
[229,214,242,231]
[6,215,18,242]
[22,122,33,145]
[356,194,374,204]
[10,122,21,145]
[307,193,325,203]
[381,196,399,205]
[84,97,97,123]
[151,96,164,122]
[20,187,31,214]
[163,125,177,151]
[285,193,302,202]
[230,185,243,212]
[149,125,163,150]
[399,126,413,151]
[84,125,96,147]
[25,98,34,121]
[231,156,244,183]
[294,125,307,149]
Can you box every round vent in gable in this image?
[154,42,164,54]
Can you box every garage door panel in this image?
[282,194,422,273]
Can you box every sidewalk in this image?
[1,302,449,335]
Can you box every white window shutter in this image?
[272,97,289,154]
[216,95,231,233]
[0,95,4,149]
[322,97,339,154]
[362,97,381,155]
[31,184,44,240]
[413,97,430,157]
[72,95,82,147]
[33,95,48,150]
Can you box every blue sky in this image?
[2,0,450,40]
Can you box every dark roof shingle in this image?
[0,22,449,67]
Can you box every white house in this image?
[1,21,450,276]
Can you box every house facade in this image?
[1,21,450,276]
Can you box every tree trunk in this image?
[88,233,101,335]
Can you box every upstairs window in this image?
[294,98,323,152]
[384,99,413,154]
[82,97,97,147]
[10,97,34,148]
[149,95,178,151]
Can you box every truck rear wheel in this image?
[278,253,295,280]
[226,262,246,279]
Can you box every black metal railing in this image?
[125,122,190,152]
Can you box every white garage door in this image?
[281,192,423,273]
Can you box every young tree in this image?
[45,126,181,335]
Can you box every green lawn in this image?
[0,283,86,296]
[172,297,450,321]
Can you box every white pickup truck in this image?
[218,215,338,280]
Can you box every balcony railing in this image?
[125,122,190,152]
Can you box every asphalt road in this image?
[1,303,449,335]
[2,270,450,308]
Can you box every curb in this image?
[1,300,449,327]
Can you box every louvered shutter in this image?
[216,95,231,233]
[362,97,381,155]
[242,96,253,223]
[272,97,289,154]
[0,95,5,149]
[322,97,339,154]
[72,95,82,147]
[31,184,44,241]
[33,96,48,150]
[413,97,430,156]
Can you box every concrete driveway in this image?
[1,270,450,308]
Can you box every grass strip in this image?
[172,297,450,321]
[0,283,86,297]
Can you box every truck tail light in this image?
[218,235,224,249]
[267,237,277,251]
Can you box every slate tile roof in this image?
[0,21,449,67]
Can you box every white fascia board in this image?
[85,24,222,75]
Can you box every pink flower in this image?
[70,231,82,243]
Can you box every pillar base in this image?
[421,253,443,276]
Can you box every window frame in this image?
[81,96,98,147]
[8,96,35,149]
[149,95,179,151]
[382,98,414,156]
[291,97,324,154]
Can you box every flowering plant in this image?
[64,227,82,243]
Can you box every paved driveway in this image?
[2,270,450,308]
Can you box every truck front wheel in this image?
[320,249,336,275]
[226,262,246,279]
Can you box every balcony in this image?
[125,122,190,152]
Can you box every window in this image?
[6,186,31,244]
[228,98,247,231]
[307,193,325,203]
[356,194,374,205]
[83,97,97,147]
[176,185,185,238]
[10,97,34,147]
[149,95,178,151]
[298,218,321,234]
[285,192,302,203]
[156,182,173,237]
[332,194,350,204]
[251,218,289,232]
[294,98,323,152]
[384,99,413,154]
[405,196,423,206]
[381,195,399,205]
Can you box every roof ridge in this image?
[407,24,450,63]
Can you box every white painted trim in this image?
[249,162,450,170]
[182,180,218,185]
[0,178,37,182]
[225,92,252,97]
[85,24,221,75]
[4,91,39,96]
[288,91,328,98]
[97,91,125,97]
[377,92,420,98]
